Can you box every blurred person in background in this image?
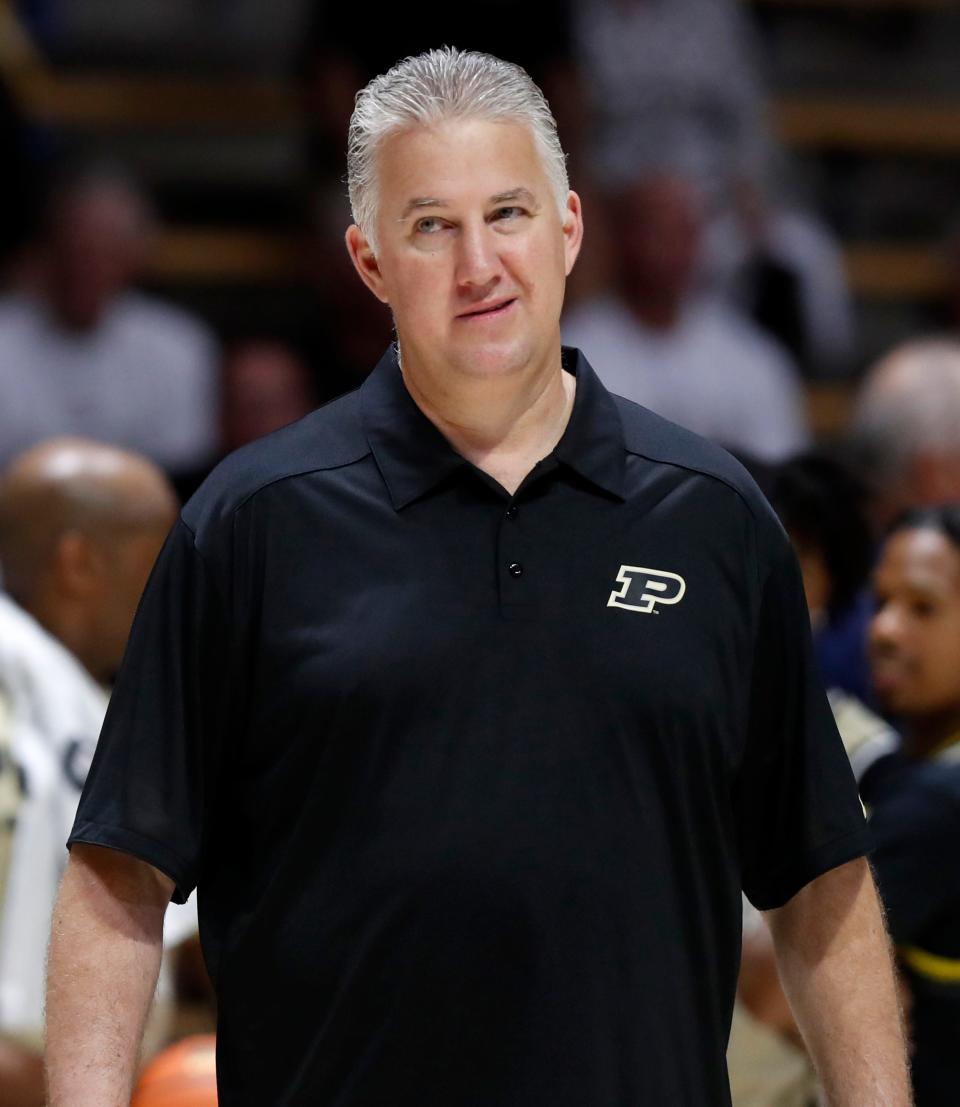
[815,337,960,703]
[562,170,809,462]
[866,505,960,1105]
[727,452,900,1107]
[220,339,317,456]
[0,692,41,1107]
[568,0,855,379]
[704,179,857,380]
[0,438,196,1105]
[770,452,896,772]
[175,337,319,502]
[0,165,219,479]
[851,338,960,532]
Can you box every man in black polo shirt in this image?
[46,48,910,1106]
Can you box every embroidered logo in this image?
[607,565,686,614]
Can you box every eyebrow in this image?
[397,187,541,222]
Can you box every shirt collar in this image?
[360,344,626,511]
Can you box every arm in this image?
[766,856,912,1106]
[737,915,805,1051]
[45,842,174,1107]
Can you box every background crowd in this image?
[2,1,960,1104]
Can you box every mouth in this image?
[870,658,912,694]
[456,298,517,321]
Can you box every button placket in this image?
[497,494,531,612]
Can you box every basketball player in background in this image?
[0,438,193,1106]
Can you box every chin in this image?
[451,340,537,381]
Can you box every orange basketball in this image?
[131,1034,218,1107]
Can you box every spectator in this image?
[0,693,42,1107]
[728,452,898,1107]
[812,337,960,702]
[768,452,891,732]
[705,184,857,380]
[0,165,219,477]
[567,0,855,378]
[850,338,960,532]
[221,339,317,455]
[174,338,319,502]
[0,438,195,1098]
[562,171,809,462]
[866,504,960,1105]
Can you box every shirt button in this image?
[508,562,523,577]
[505,505,518,520]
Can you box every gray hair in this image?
[851,337,960,492]
[347,46,569,253]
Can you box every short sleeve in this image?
[735,525,872,911]
[68,516,229,903]
[868,783,960,944]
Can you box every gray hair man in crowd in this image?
[851,336,960,531]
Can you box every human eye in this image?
[492,206,526,222]
[414,216,446,235]
[910,594,938,618]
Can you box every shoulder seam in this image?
[231,450,372,515]
[623,443,767,596]
[622,442,761,524]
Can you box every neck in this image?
[903,708,960,759]
[399,344,576,495]
[28,594,104,685]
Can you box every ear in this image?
[561,191,584,277]
[55,529,105,599]
[345,224,390,304]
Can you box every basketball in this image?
[131,1034,218,1107]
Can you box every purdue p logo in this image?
[607,565,686,614]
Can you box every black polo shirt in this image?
[71,346,870,1106]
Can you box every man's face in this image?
[613,176,702,305]
[45,190,143,332]
[869,527,960,716]
[346,118,582,384]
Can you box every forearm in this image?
[45,845,168,1107]
[767,857,911,1106]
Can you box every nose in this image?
[869,599,904,654]
[455,220,501,294]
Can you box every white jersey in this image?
[0,592,196,1038]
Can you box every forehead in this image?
[375,118,549,211]
[876,527,960,591]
